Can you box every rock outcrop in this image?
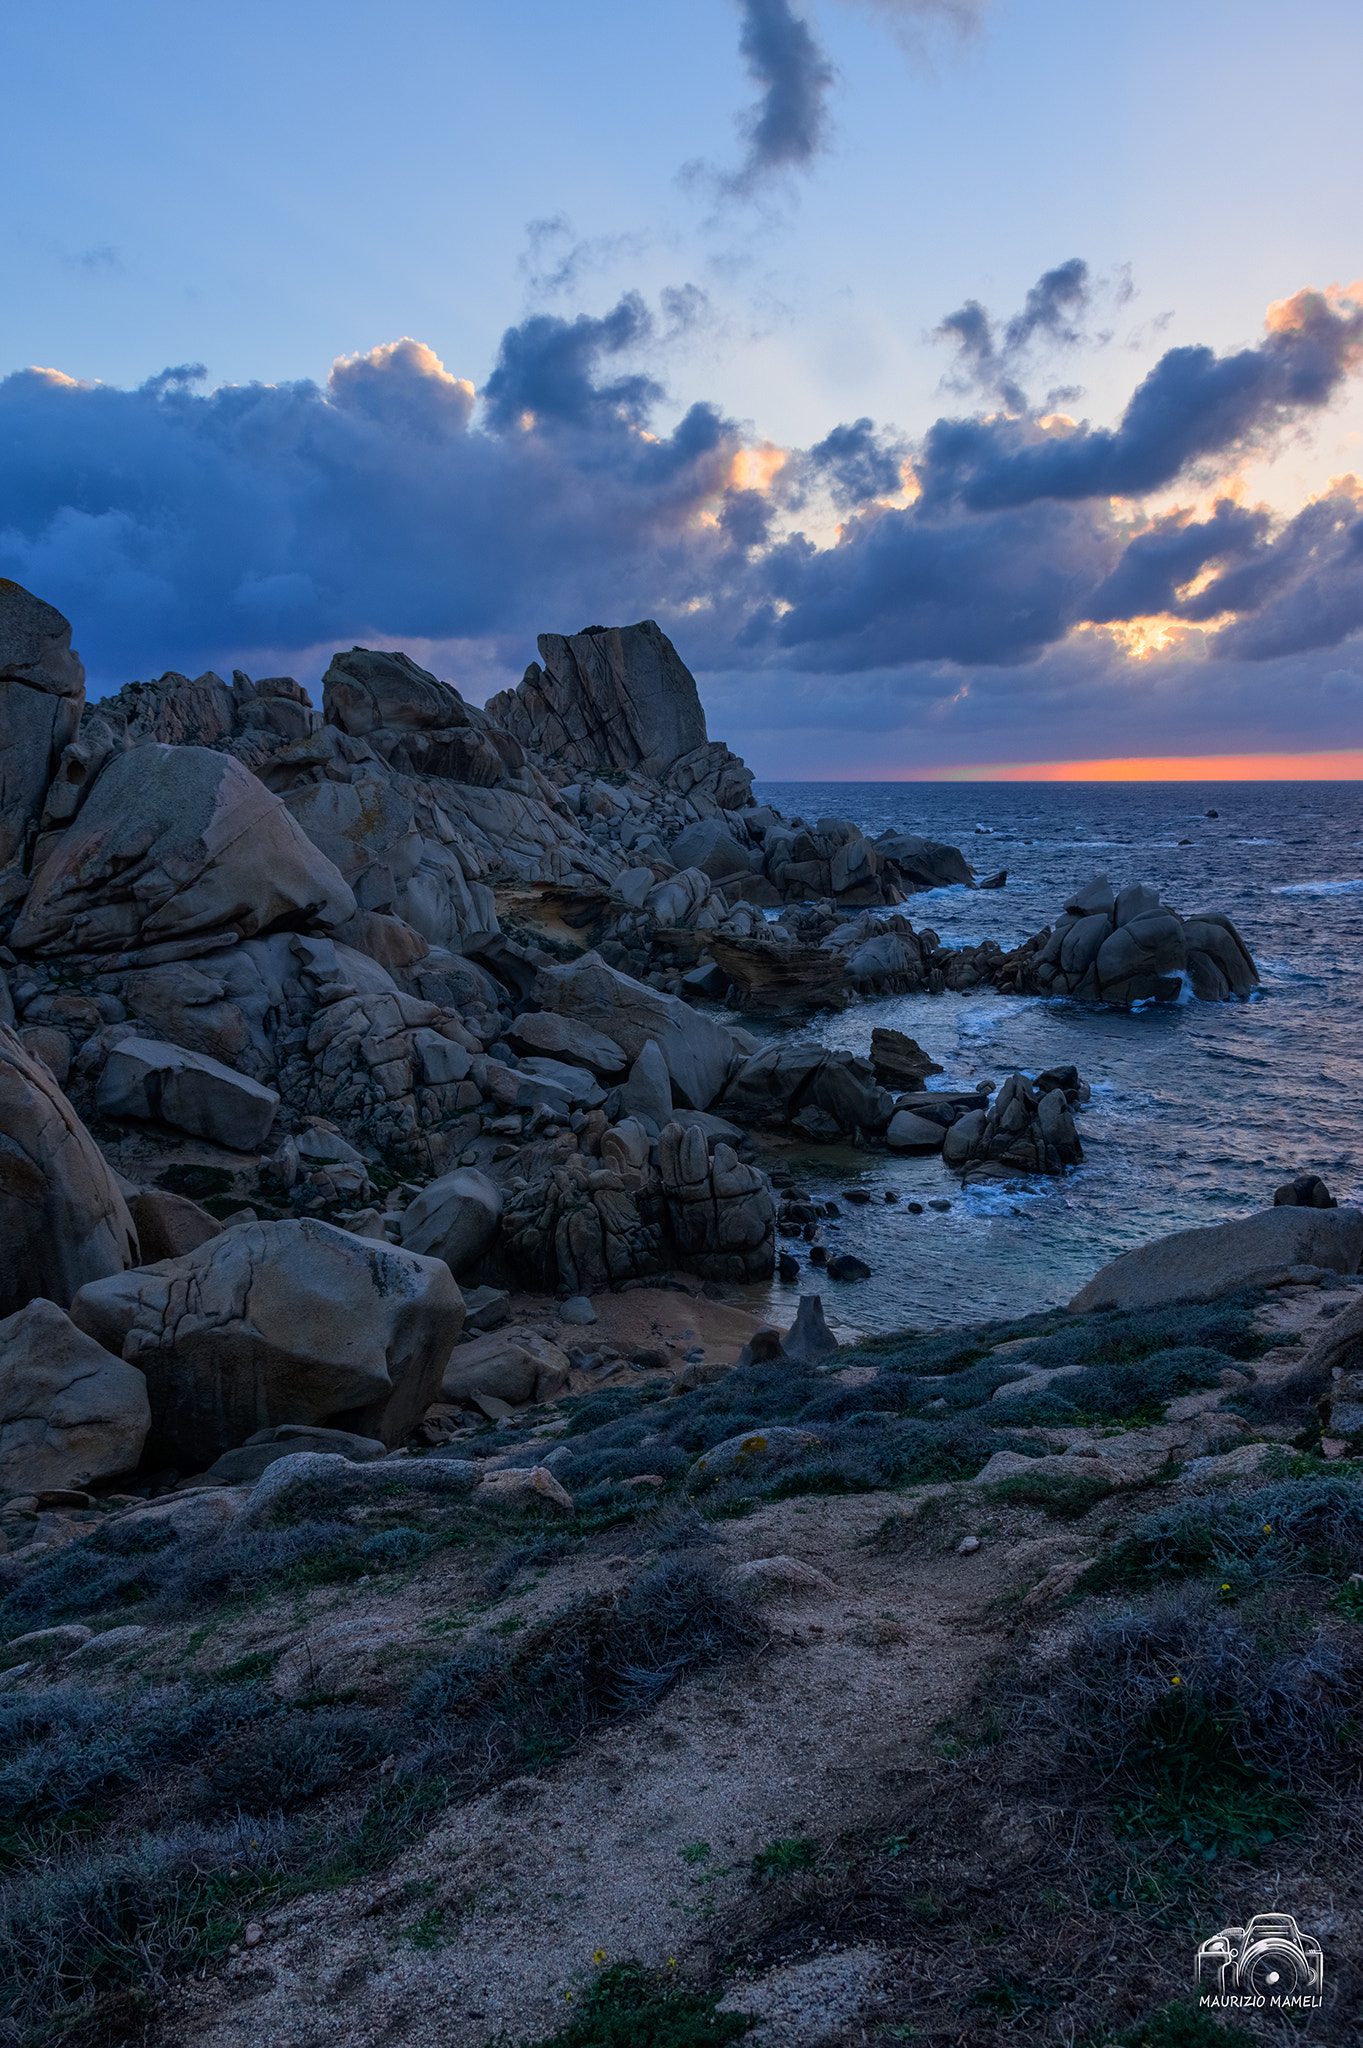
[1013,876,1259,1006]
[0,1297,150,1494]
[11,745,355,966]
[97,1036,280,1151]
[942,1067,1086,1178]
[0,1024,138,1318]
[70,1218,463,1468]
[0,582,86,903]
[1070,1204,1363,1313]
[487,620,753,811]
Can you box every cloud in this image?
[935,258,1091,410]
[713,0,836,198]
[831,1,989,58]
[919,284,1363,511]
[3,267,1363,751]
[698,0,987,202]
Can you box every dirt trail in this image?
[166,1489,1071,2048]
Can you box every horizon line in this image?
[754,750,1363,783]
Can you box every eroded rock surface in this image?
[69,1218,463,1468]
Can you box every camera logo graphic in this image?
[1195,1914,1324,2001]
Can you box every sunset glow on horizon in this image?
[873,751,1363,783]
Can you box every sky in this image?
[4,0,1363,778]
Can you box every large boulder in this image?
[0,580,86,882]
[69,1218,464,1468]
[532,952,739,1109]
[0,1024,138,1318]
[873,833,974,891]
[1070,1205,1363,1314]
[11,746,355,964]
[398,1168,503,1276]
[96,1036,280,1150]
[487,620,713,782]
[1022,876,1257,1008]
[0,1297,150,1495]
[668,819,753,884]
[321,646,469,736]
[506,1010,628,1078]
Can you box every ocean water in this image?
[738,780,1363,1336]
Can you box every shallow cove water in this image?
[728,780,1363,1337]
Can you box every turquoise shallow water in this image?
[735,780,1363,1335]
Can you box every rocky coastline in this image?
[5,579,1358,2048]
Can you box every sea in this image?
[739,780,1363,1337]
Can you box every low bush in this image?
[1012,1583,1363,1855]
[0,1815,291,2034]
[408,1555,761,1781]
[1078,1476,1363,1593]
[192,1708,387,1814]
[532,1960,755,2048]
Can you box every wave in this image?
[1272,878,1363,896]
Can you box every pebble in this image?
[957,1535,981,1554]
[929,1199,951,1212]
[907,1201,924,1214]
[558,1296,597,1326]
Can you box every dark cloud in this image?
[718,0,835,197]
[1085,499,1269,623]
[3,270,1362,734]
[482,294,663,431]
[936,259,1091,410]
[807,416,908,507]
[920,286,1363,510]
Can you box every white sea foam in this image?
[1272,878,1363,896]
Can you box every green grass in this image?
[1110,1688,1303,1859]
[985,1469,1114,1520]
[678,1841,711,1864]
[532,1962,755,2048]
[751,1837,818,1879]
[1095,2000,1259,2047]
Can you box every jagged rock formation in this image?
[487,621,753,811]
[1014,876,1260,1005]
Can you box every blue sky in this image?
[5,0,1363,774]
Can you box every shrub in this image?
[986,1468,1115,1520]
[1079,1476,1363,1593]
[751,1836,818,1878]
[408,1556,760,1781]
[193,1708,387,1813]
[1012,1584,1363,1854]
[0,1816,290,2032]
[533,1960,754,2048]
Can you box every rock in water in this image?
[1070,1205,1363,1313]
[0,1024,138,1317]
[97,1036,280,1150]
[869,1028,943,1090]
[69,1218,463,1468]
[781,1294,840,1363]
[0,1297,150,1495]
[11,745,355,964]
[0,579,86,885]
